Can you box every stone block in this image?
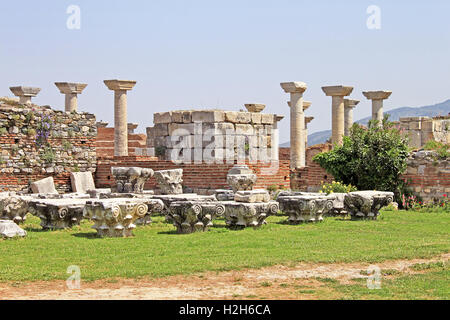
[0,220,27,238]
[154,112,172,124]
[261,114,275,125]
[168,123,197,136]
[154,169,183,195]
[344,191,394,220]
[31,177,58,195]
[202,122,235,135]
[235,124,254,135]
[251,113,262,124]
[192,110,225,123]
[222,201,279,228]
[70,171,96,193]
[225,111,251,124]
[154,123,169,136]
[235,190,271,203]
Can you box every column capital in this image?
[275,114,285,122]
[55,82,88,95]
[303,101,312,111]
[9,86,41,98]
[344,99,360,109]
[280,82,307,94]
[322,85,353,97]
[104,80,137,91]
[305,116,314,125]
[244,103,266,113]
[362,91,392,100]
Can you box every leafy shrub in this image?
[0,127,7,136]
[423,140,449,159]
[41,146,56,164]
[313,118,410,204]
[319,181,357,194]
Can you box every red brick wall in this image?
[95,155,291,192]
[96,127,147,157]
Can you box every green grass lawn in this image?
[0,210,449,282]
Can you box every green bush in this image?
[319,181,357,195]
[41,146,56,164]
[423,140,449,159]
[313,118,410,204]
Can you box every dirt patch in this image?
[0,253,448,300]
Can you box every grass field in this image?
[0,209,448,283]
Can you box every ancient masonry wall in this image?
[146,110,281,161]
[398,115,450,149]
[95,154,291,194]
[0,103,97,193]
[403,151,450,201]
[96,127,147,157]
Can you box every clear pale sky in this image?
[0,0,449,143]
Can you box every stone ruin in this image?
[111,167,154,193]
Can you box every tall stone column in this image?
[104,80,137,157]
[281,82,308,169]
[9,86,41,105]
[344,99,360,136]
[362,91,392,127]
[272,115,284,161]
[55,82,88,112]
[305,116,314,149]
[322,86,354,147]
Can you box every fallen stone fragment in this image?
[0,220,27,238]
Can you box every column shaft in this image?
[65,94,78,112]
[272,124,280,161]
[114,90,128,157]
[372,99,384,126]
[290,93,305,169]
[344,107,354,136]
[332,96,345,146]
[19,97,31,104]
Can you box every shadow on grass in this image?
[72,232,100,239]
[23,227,49,233]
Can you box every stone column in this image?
[305,116,314,149]
[9,86,41,105]
[362,91,392,127]
[281,82,308,170]
[54,82,88,112]
[272,115,284,161]
[322,86,354,147]
[104,80,137,157]
[344,99,360,136]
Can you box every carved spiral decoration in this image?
[111,205,121,218]
[309,201,317,211]
[153,202,164,213]
[325,200,334,211]
[58,207,68,219]
[135,203,148,217]
[192,204,202,215]
[385,196,394,205]
[269,203,280,214]
[215,204,226,217]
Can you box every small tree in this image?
[313,117,410,202]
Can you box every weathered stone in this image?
[244,104,266,113]
[154,112,172,124]
[55,82,88,112]
[111,167,154,193]
[31,177,59,195]
[167,201,226,233]
[225,111,251,124]
[9,86,41,105]
[191,110,225,123]
[70,171,96,193]
[214,189,235,201]
[223,201,279,229]
[235,190,270,203]
[227,165,257,193]
[87,188,112,199]
[277,194,334,224]
[0,194,31,224]
[154,169,183,195]
[363,91,392,127]
[134,198,165,225]
[344,191,394,220]
[153,194,217,210]
[83,199,148,237]
[0,220,27,238]
[28,199,87,230]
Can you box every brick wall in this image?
[95,152,290,193]
[96,127,147,157]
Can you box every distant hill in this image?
[280,99,450,147]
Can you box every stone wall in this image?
[146,110,281,163]
[403,151,450,202]
[398,116,450,149]
[0,102,97,193]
